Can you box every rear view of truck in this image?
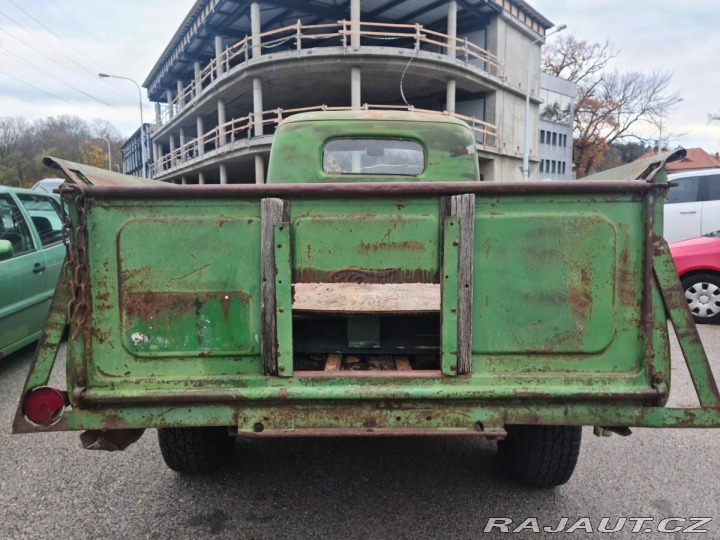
[14,110,720,487]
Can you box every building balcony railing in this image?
[151,104,498,178]
[153,20,503,128]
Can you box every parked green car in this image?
[0,186,65,359]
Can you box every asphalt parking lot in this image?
[1,327,719,540]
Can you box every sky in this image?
[0,0,718,152]
[533,0,720,153]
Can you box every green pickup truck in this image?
[13,110,720,487]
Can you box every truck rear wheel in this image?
[498,425,581,487]
[157,427,236,474]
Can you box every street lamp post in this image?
[98,73,147,177]
[522,24,567,180]
[99,135,112,170]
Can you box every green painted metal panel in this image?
[275,223,293,377]
[85,202,263,386]
[291,199,441,283]
[441,217,459,376]
[471,195,647,376]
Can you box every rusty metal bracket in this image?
[653,235,720,408]
[12,267,70,433]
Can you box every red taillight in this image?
[23,387,67,426]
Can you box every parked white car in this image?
[663,168,720,242]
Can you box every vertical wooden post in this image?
[261,198,290,375]
[452,194,475,374]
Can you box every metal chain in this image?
[60,186,90,340]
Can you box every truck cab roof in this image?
[268,109,480,184]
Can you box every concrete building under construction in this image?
[133,0,557,183]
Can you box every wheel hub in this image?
[685,281,720,318]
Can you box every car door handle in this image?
[32,264,46,274]
[679,211,697,214]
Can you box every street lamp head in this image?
[555,24,568,32]
[98,73,110,78]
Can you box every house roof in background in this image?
[636,148,720,171]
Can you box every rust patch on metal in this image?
[124,292,199,322]
[296,267,437,284]
[617,246,638,309]
[358,240,425,255]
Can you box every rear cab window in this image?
[323,139,425,176]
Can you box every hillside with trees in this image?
[0,115,123,187]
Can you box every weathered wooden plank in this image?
[261,198,289,376]
[325,353,343,371]
[395,356,412,371]
[451,194,475,375]
[292,283,441,313]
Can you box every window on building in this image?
[561,162,566,175]
[552,132,557,146]
[540,89,573,125]
[540,160,544,173]
[551,161,556,174]
[540,130,545,144]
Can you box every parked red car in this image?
[669,232,720,323]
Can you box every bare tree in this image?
[544,35,681,176]
[542,35,617,84]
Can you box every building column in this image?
[447,1,457,59]
[253,78,264,137]
[198,171,206,185]
[169,134,176,166]
[177,80,184,112]
[179,128,186,162]
[154,102,161,125]
[181,176,187,185]
[166,90,174,119]
[218,98,227,147]
[194,61,202,98]
[446,79,456,113]
[196,115,205,156]
[351,67,361,107]
[219,163,228,185]
[153,142,161,164]
[255,155,265,184]
[351,0,361,50]
[251,2,262,58]
[215,36,225,78]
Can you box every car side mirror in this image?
[0,239,13,261]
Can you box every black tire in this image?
[680,273,720,324]
[157,427,236,474]
[498,425,581,488]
